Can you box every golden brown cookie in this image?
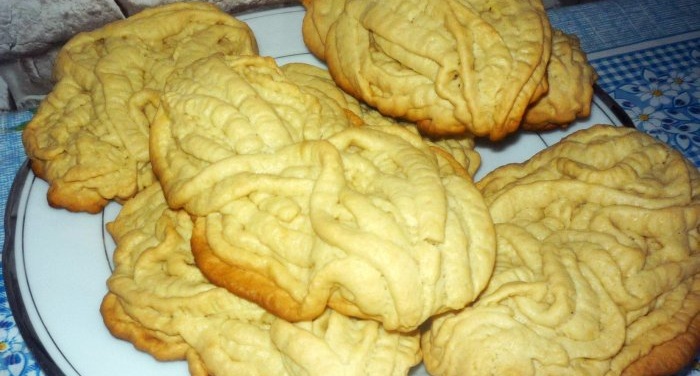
[522,30,598,131]
[302,0,552,140]
[23,2,257,213]
[149,55,357,212]
[146,53,490,332]
[182,122,494,332]
[102,183,281,372]
[150,54,482,208]
[102,182,421,375]
[283,62,481,175]
[280,62,366,127]
[421,125,700,375]
[101,292,192,362]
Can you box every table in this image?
[1,0,699,374]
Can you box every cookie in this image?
[522,30,598,131]
[283,62,481,175]
[184,123,494,331]
[102,182,421,375]
[302,0,552,140]
[22,2,257,213]
[148,55,358,212]
[422,125,700,375]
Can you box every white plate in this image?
[3,6,632,376]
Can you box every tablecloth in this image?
[1,0,700,374]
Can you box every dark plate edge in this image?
[594,84,635,127]
[2,160,67,376]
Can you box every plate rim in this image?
[2,160,69,376]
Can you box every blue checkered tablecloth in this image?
[588,35,700,167]
[548,0,700,169]
[0,110,41,376]
[0,0,699,375]
[547,0,700,55]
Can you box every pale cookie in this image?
[149,54,492,331]
[150,55,481,211]
[284,62,481,175]
[149,55,356,212]
[280,62,366,127]
[523,30,598,131]
[102,183,421,376]
[184,123,494,331]
[22,2,257,213]
[302,0,552,140]
[356,105,481,176]
[422,125,700,375]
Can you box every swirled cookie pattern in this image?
[188,125,494,332]
[146,55,494,332]
[302,0,552,139]
[149,55,358,211]
[102,183,421,376]
[283,62,482,175]
[422,125,700,376]
[522,30,598,131]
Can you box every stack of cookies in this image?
[22,1,700,375]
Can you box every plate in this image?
[3,5,633,376]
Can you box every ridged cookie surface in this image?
[283,62,481,175]
[302,0,552,140]
[149,55,356,212]
[148,54,494,331]
[102,183,421,376]
[522,30,598,130]
[188,125,494,331]
[22,2,257,213]
[422,125,700,375]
